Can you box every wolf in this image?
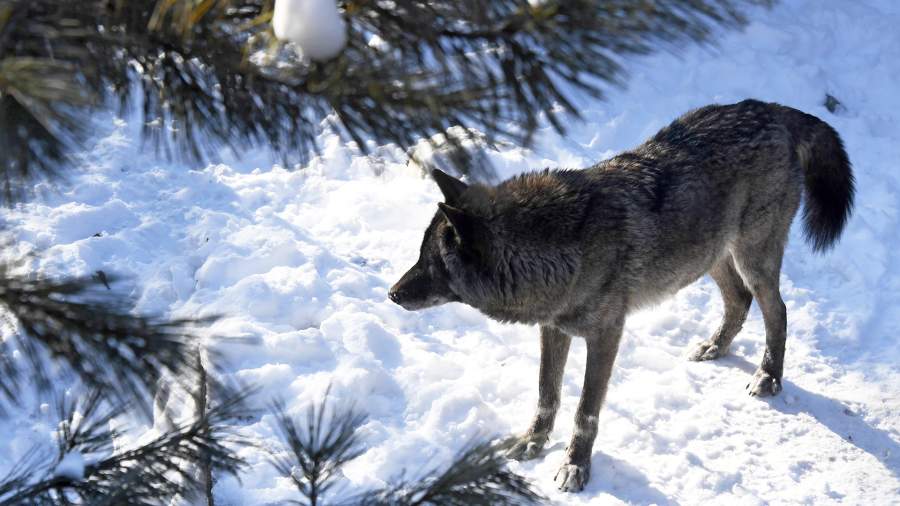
[388,99,854,492]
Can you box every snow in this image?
[272,0,347,61]
[55,451,85,481]
[2,0,900,504]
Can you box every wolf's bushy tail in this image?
[773,105,855,252]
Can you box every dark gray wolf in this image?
[388,99,854,492]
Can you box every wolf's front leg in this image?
[555,320,623,493]
[507,325,571,461]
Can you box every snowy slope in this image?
[2,0,900,504]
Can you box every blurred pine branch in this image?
[353,439,544,506]
[0,0,772,191]
[0,387,250,505]
[269,387,369,506]
[0,262,217,419]
[270,388,544,506]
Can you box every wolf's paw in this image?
[554,460,590,493]
[747,369,782,397]
[505,433,548,461]
[688,340,727,361]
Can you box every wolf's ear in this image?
[437,202,478,244]
[432,169,468,204]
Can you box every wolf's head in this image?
[388,169,491,311]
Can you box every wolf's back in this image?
[771,104,855,252]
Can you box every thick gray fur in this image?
[389,99,855,492]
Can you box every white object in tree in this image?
[272,0,348,61]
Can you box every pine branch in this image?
[0,262,212,418]
[269,390,544,506]
[0,447,43,500]
[350,439,543,506]
[269,387,368,506]
[0,0,772,192]
[53,389,123,458]
[194,348,217,506]
[0,388,251,505]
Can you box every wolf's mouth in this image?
[388,293,451,311]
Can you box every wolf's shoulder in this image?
[494,169,593,204]
[469,169,596,224]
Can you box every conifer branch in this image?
[0,388,251,505]
[0,0,772,195]
[0,262,212,418]
[350,439,544,506]
[270,390,544,506]
[269,388,368,506]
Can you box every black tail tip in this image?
[802,146,855,253]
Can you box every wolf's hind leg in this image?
[507,325,571,461]
[743,281,786,396]
[733,240,788,397]
[689,255,753,361]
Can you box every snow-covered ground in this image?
[2,0,900,504]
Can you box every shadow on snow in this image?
[724,354,900,481]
